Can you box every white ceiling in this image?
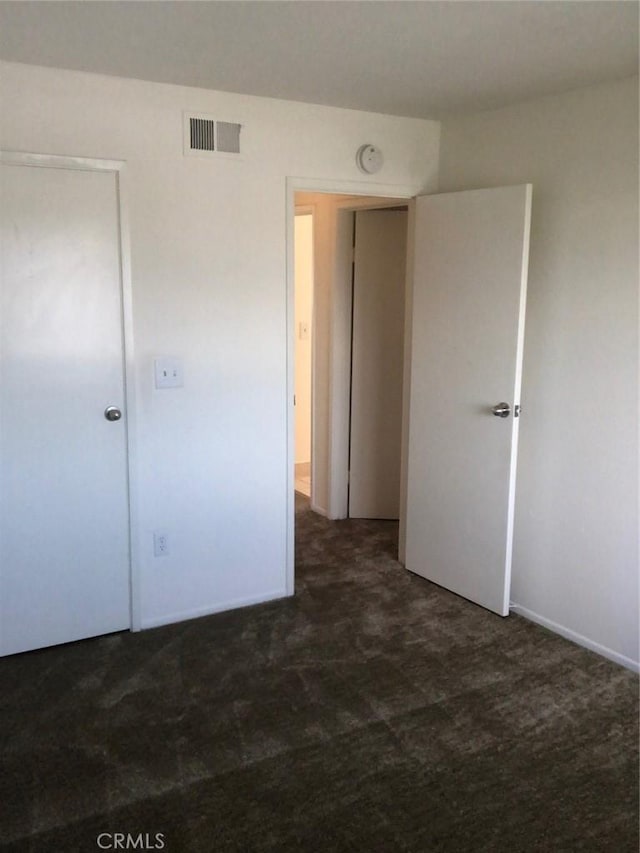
[0,1,637,118]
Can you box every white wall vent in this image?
[184,113,242,158]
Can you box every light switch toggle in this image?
[155,358,184,389]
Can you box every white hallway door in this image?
[0,159,131,656]
[405,185,532,616]
[349,207,407,519]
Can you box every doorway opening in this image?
[289,180,532,621]
[292,190,409,552]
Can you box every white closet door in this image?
[349,208,407,519]
[1,161,131,655]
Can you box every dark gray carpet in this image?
[1,493,638,852]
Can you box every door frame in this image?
[285,176,416,595]
[0,150,141,631]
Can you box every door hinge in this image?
[293,394,296,406]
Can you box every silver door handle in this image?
[104,406,122,422]
[492,402,511,418]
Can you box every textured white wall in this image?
[0,61,439,628]
[439,77,639,668]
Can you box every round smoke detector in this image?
[356,144,384,175]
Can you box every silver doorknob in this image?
[492,402,511,418]
[104,406,122,422]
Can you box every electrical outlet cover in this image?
[153,532,169,557]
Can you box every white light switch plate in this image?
[154,358,184,389]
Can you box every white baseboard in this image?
[310,501,327,516]
[139,588,289,631]
[509,603,639,673]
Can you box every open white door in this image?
[349,208,407,519]
[404,185,532,616]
